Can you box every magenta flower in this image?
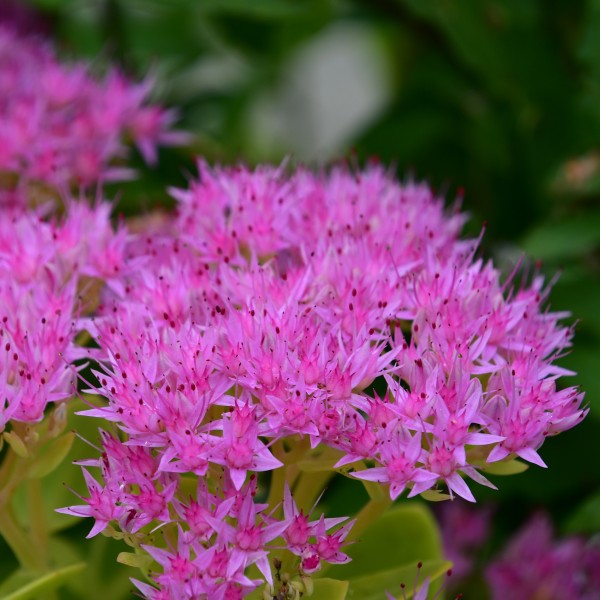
[0,203,128,426]
[211,404,283,490]
[0,25,185,192]
[352,428,437,501]
[486,513,600,600]
[56,468,125,538]
[282,484,348,559]
[57,163,586,598]
[205,491,288,585]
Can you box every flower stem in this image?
[28,478,48,565]
[292,470,335,514]
[0,505,44,571]
[267,436,311,515]
[0,446,17,488]
[267,440,287,513]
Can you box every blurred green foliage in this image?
[16,0,600,597]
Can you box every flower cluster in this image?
[54,162,587,597]
[0,25,185,195]
[0,201,126,426]
[486,514,600,599]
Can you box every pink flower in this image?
[282,484,348,558]
[58,163,586,598]
[486,514,600,600]
[56,469,125,538]
[0,25,186,192]
[353,428,437,500]
[211,404,283,490]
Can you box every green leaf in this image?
[298,454,385,501]
[0,570,33,597]
[556,339,600,418]
[247,577,349,600]
[346,560,451,600]
[326,503,443,581]
[419,489,452,502]
[549,278,600,338]
[49,535,133,600]
[3,431,29,458]
[480,458,529,476]
[195,0,309,19]
[116,551,153,570]
[565,489,600,535]
[26,432,75,479]
[0,563,85,600]
[521,211,600,261]
[311,578,349,600]
[12,400,102,533]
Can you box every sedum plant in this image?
[0,21,588,600]
[56,161,584,599]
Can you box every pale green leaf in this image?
[346,560,451,600]
[420,489,452,502]
[26,433,75,479]
[481,458,529,476]
[0,570,34,597]
[3,431,29,458]
[117,551,153,570]
[12,400,102,533]
[310,578,349,600]
[326,503,443,581]
[0,563,85,600]
[297,456,337,472]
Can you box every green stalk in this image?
[0,446,17,488]
[0,506,43,571]
[267,465,287,515]
[266,440,286,513]
[267,437,311,515]
[291,470,336,514]
[27,479,48,565]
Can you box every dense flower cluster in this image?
[0,25,184,194]
[486,514,600,599]
[0,201,126,426]
[50,162,586,597]
[0,15,590,599]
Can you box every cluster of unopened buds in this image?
[0,22,588,600]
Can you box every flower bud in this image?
[48,403,67,437]
[300,576,314,596]
[3,430,29,458]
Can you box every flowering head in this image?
[52,162,586,598]
[0,25,185,196]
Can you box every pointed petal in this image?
[352,468,388,483]
[516,446,547,468]
[446,473,475,502]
